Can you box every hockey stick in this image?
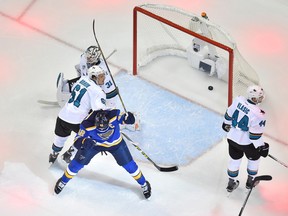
[121,132,178,172]
[268,154,288,168]
[92,19,127,112]
[238,175,272,216]
[106,49,117,60]
[37,100,59,106]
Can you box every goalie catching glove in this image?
[257,142,269,157]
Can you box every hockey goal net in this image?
[133,4,259,106]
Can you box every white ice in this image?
[0,1,288,216]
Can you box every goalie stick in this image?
[268,154,288,168]
[121,132,178,172]
[238,175,272,216]
[92,19,127,112]
[105,48,117,60]
[37,100,59,106]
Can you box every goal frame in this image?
[132,5,234,105]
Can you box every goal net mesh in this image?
[133,4,259,104]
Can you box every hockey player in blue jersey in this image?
[54,109,151,199]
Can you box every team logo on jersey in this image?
[97,129,114,140]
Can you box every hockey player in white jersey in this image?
[56,45,140,131]
[57,45,118,108]
[222,85,269,192]
[49,65,107,164]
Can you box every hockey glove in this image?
[222,122,231,132]
[123,112,135,124]
[257,142,269,157]
[82,138,97,150]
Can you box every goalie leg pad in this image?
[57,88,70,108]
[56,72,70,107]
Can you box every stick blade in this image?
[158,166,178,172]
[254,175,272,182]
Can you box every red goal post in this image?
[132,4,259,106]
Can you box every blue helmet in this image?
[95,110,109,130]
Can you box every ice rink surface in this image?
[0,0,288,216]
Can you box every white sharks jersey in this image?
[58,76,106,124]
[223,96,266,148]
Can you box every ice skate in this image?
[142,181,152,199]
[54,178,66,195]
[62,146,76,163]
[49,152,59,164]
[226,178,239,193]
[246,175,259,190]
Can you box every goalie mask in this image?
[85,45,101,64]
[95,110,109,131]
[247,85,265,104]
[88,65,106,85]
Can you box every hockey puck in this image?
[208,86,213,91]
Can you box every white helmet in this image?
[85,45,101,63]
[247,85,265,104]
[88,65,105,85]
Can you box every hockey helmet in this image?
[85,45,101,63]
[95,110,109,130]
[247,85,265,104]
[88,65,106,85]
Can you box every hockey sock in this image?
[51,143,63,153]
[123,160,146,185]
[61,160,84,183]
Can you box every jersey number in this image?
[68,84,87,107]
[105,80,113,89]
[231,110,249,131]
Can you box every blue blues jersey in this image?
[76,109,135,148]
